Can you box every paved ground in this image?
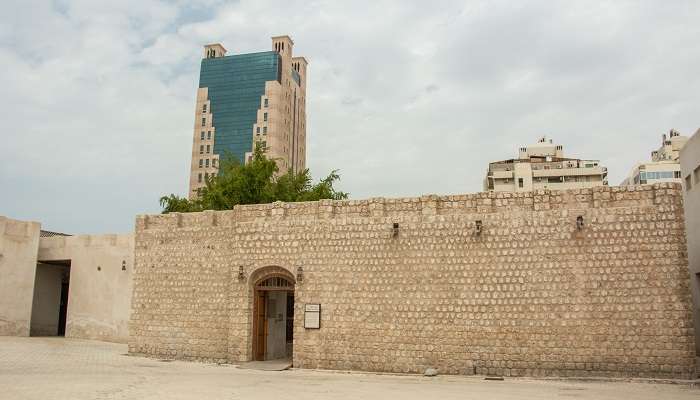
[238,359,292,371]
[0,337,697,400]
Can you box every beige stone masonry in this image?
[128,184,695,379]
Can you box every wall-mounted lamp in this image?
[475,220,483,235]
[297,266,304,283]
[392,222,399,238]
[576,216,584,231]
[237,265,245,281]
[122,260,126,271]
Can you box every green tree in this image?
[159,146,348,213]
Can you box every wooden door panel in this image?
[254,291,267,360]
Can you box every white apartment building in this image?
[621,129,689,186]
[484,137,608,192]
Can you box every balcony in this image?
[491,170,514,179]
[532,166,605,178]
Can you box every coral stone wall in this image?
[128,184,696,378]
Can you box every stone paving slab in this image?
[238,359,292,371]
[0,337,698,400]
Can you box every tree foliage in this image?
[160,146,348,213]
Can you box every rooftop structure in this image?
[484,136,608,192]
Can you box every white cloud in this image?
[0,0,699,233]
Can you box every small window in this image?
[212,159,216,167]
[208,131,211,140]
[264,98,269,108]
[198,159,203,168]
[202,104,207,113]
[674,171,681,179]
[198,173,202,183]
[205,172,209,180]
[199,145,204,154]
[256,127,260,134]
[518,178,524,188]
[201,117,206,127]
[205,159,210,167]
[200,131,205,140]
[263,112,268,122]
[263,126,267,134]
[262,141,267,150]
[206,145,210,154]
[687,175,693,191]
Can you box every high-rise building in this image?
[620,129,689,186]
[188,36,308,198]
[484,137,608,192]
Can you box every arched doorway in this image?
[252,273,295,361]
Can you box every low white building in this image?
[484,137,607,192]
[621,129,688,186]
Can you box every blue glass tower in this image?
[188,37,308,198]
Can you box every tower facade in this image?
[188,36,308,198]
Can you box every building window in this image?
[695,166,700,184]
[257,127,260,134]
[206,144,210,154]
[201,117,206,127]
[262,141,267,150]
[205,172,209,180]
[212,159,216,167]
[198,159,203,168]
[264,98,269,108]
[203,104,207,113]
[518,178,524,188]
[674,171,681,179]
[200,131,205,140]
[208,131,212,140]
[199,145,204,154]
[198,173,202,183]
[263,126,267,134]
[263,112,268,122]
[205,159,210,167]
[687,175,693,191]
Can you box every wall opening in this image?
[30,260,71,337]
[252,274,295,361]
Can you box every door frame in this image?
[250,272,295,361]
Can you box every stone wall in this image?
[38,234,134,343]
[0,216,40,336]
[129,184,696,378]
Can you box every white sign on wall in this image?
[304,304,321,329]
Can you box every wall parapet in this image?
[136,184,682,232]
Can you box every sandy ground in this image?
[0,337,697,400]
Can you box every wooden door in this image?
[253,291,267,360]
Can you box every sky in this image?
[1,1,699,234]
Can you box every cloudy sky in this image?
[1,1,699,234]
